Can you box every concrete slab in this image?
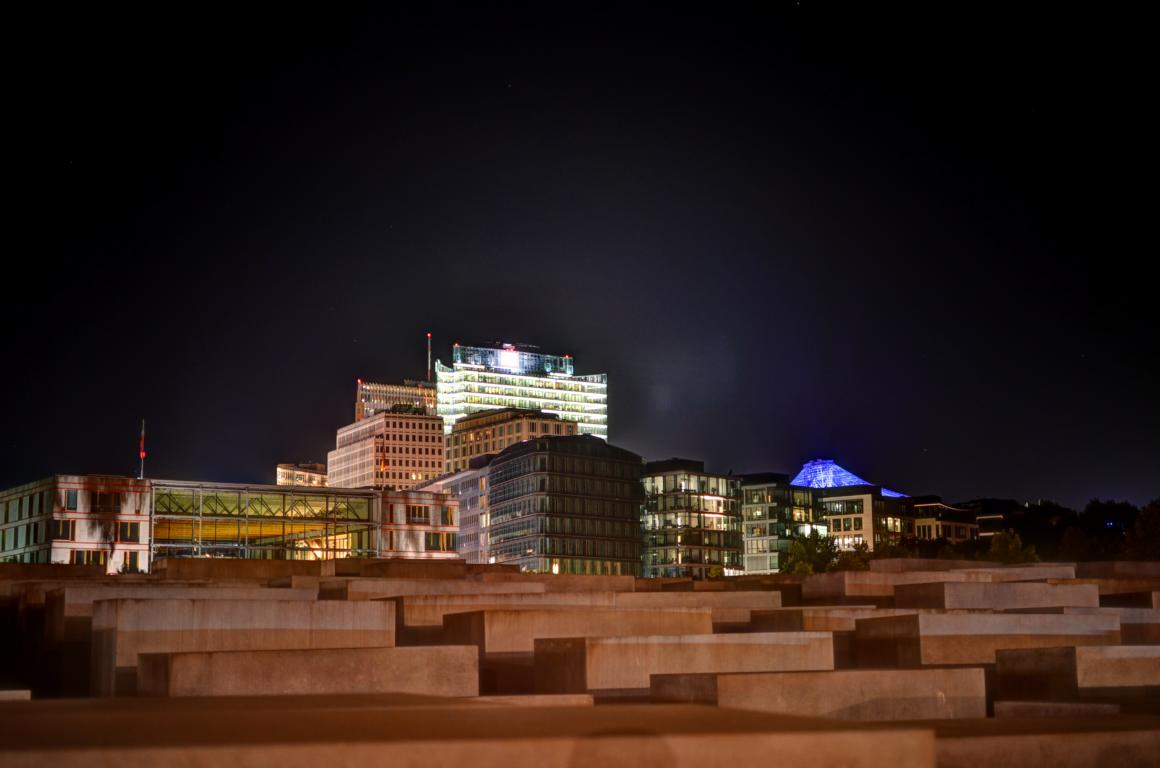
[391,592,622,629]
[894,581,1099,611]
[993,700,1121,717]
[870,559,1000,573]
[1021,606,1160,645]
[929,716,1160,768]
[802,571,984,604]
[0,700,937,768]
[651,667,987,720]
[535,632,834,695]
[854,612,1121,667]
[47,585,318,640]
[34,584,314,697]
[472,694,595,707]
[614,590,781,624]
[443,607,714,656]
[138,645,479,697]
[954,564,1077,582]
[319,577,545,601]
[355,560,469,579]
[153,558,321,580]
[1076,561,1160,579]
[469,572,638,592]
[995,645,1160,705]
[92,598,395,696]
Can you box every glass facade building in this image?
[416,457,492,564]
[487,435,643,575]
[275,463,327,487]
[354,379,436,421]
[641,459,742,579]
[0,475,459,573]
[435,343,608,440]
[740,474,823,574]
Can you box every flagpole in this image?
[138,419,146,480]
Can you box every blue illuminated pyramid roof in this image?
[790,459,907,498]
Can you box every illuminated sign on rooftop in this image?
[451,343,575,377]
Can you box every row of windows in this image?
[65,550,141,570]
[490,535,639,561]
[830,516,864,532]
[642,474,739,496]
[822,500,865,515]
[742,505,814,523]
[3,490,48,523]
[643,530,742,549]
[641,512,741,533]
[379,530,457,552]
[1,520,142,552]
[645,494,738,514]
[916,523,972,540]
[490,514,640,545]
[743,487,813,505]
[449,421,564,446]
[382,444,440,455]
[511,558,632,576]
[645,548,742,567]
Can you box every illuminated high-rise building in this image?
[435,343,608,440]
[444,407,576,474]
[275,463,327,487]
[327,407,444,490]
[354,379,436,420]
[641,459,742,579]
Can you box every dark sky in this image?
[7,4,1157,509]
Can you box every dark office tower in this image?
[487,435,643,576]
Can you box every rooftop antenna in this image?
[137,419,146,480]
[427,331,432,382]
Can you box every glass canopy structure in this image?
[790,459,907,498]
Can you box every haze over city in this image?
[6,5,1156,509]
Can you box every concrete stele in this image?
[536,631,834,693]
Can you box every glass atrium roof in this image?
[790,459,906,498]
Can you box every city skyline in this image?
[5,6,1155,510]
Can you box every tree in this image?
[873,539,917,560]
[1123,500,1160,561]
[987,530,1039,564]
[1058,525,1091,562]
[782,530,837,575]
[832,542,871,571]
[1011,501,1077,560]
[1078,499,1139,560]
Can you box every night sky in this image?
[7,5,1157,509]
